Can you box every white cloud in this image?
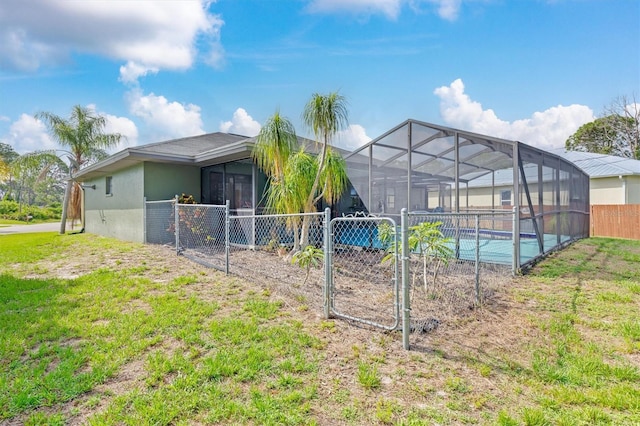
[0,0,224,80]
[126,88,204,139]
[119,61,160,84]
[103,114,139,152]
[219,108,261,137]
[306,0,464,20]
[3,107,139,155]
[85,103,139,152]
[428,0,462,21]
[5,114,55,154]
[335,124,372,151]
[433,78,595,150]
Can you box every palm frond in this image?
[35,105,123,169]
[252,110,298,180]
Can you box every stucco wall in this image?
[83,163,145,242]
[626,176,640,204]
[144,162,201,201]
[590,177,625,204]
[82,162,202,243]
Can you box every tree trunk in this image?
[59,178,72,234]
[300,135,328,248]
[422,252,428,291]
[300,214,311,249]
[293,223,301,252]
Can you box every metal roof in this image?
[550,149,640,178]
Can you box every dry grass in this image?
[2,234,638,425]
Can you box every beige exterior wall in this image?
[451,176,639,209]
[590,177,625,205]
[626,176,640,204]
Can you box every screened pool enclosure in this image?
[343,120,590,270]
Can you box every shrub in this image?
[0,200,60,221]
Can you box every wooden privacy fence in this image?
[590,205,640,240]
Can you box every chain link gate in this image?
[175,202,229,272]
[327,216,400,330]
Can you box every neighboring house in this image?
[551,149,640,205]
[456,150,640,210]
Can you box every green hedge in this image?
[0,200,61,222]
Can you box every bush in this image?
[0,200,60,222]
[0,200,19,216]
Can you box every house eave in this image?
[75,149,195,181]
[195,140,256,166]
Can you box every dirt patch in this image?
[10,238,526,425]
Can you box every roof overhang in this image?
[75,139,256,181]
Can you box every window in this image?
[386,187,395,210]
[500,190,511,206]
[209,171,252,209]
[106,176,113,196]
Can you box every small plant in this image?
[375,398,398,424]
[357,361,381,390]
[377,222,395,249]
[319,320,336,332]
[291,245,323,285]
[380,220,453,290]
[409,221,453,290]
[178,193,196,204]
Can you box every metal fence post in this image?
[225,200,230,275]
[512,206,517,275]
[143,197,147,244]
[323,207,332,319]
[174,195,179,255]
[401,208,410,350]
[475,214,480,305]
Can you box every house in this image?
[76,120,591,269]
[551,149,640,205]
[454,150,640,210]
[76,132,258,242]
[74,132,357,243]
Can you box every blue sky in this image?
[0,0,638,155]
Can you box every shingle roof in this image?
[73,131,338,181]
[134,132,248,156]
[75,132,253,180]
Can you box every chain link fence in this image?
[144,199,176,245]
[404,212,512,342]
[328,216,400,330]
[227,211,326,309]
[144,200,514,350]
[175,203,228,271]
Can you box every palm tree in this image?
[299,92,349,247]
[0,143,19,199]
[252,111,306,248]
[36,105,124,234]
[252,110,298,184]
[253,94,349,251]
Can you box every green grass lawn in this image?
[0,233,639,425]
